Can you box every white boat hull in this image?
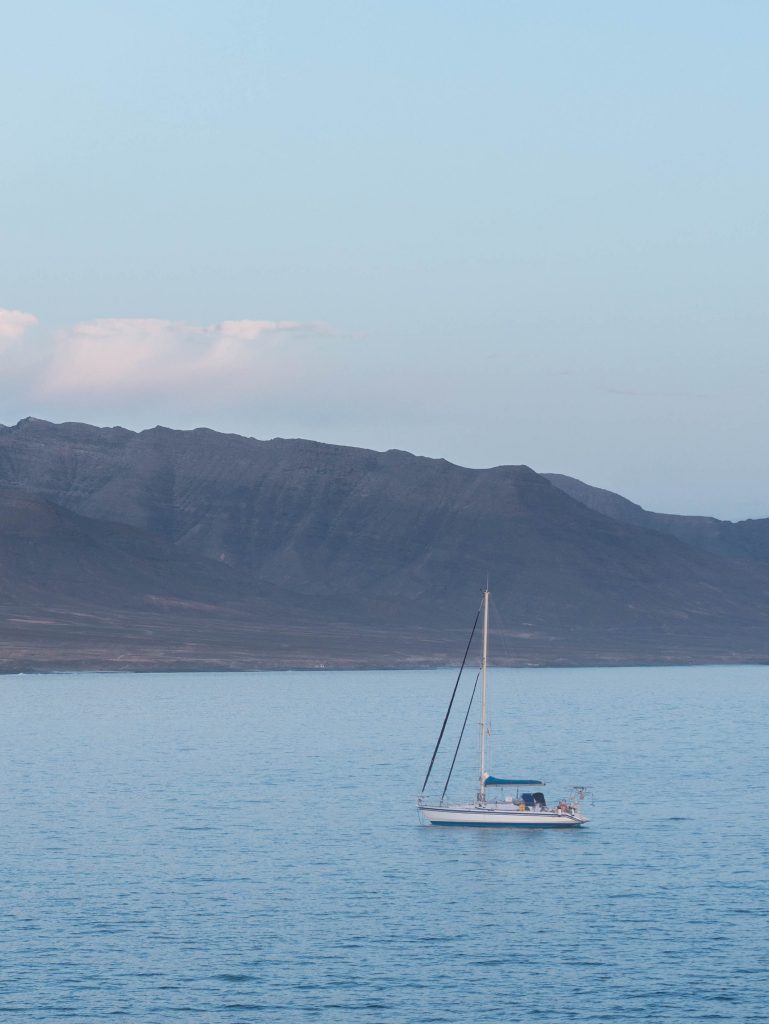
[419,802,587,828]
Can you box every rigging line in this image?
[420,600,482,793]
[441,671,481,802]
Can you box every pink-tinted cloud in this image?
[39,317,326,399]
[0,307,38,340]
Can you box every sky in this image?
[1,1,767,520]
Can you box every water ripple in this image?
[1,665,767,1022]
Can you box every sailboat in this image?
[417,587,588,827]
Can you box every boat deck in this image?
[418,800,587,827]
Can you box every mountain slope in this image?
[545,473,769,564]
[1,418,769,669]
[0,487,449,671]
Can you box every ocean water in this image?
[1,665,767,1023]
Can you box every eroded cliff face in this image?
[1,417,769,671]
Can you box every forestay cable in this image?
[441,671,480,802]
[420,600,482,793]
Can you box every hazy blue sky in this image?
[1,1,767,519]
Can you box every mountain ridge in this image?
[545,473,769,564]
[1,418,769,670]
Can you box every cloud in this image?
[0,310,348,431]
[38,316,328,399]
[0,308,38,340]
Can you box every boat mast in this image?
[479,585,489,802]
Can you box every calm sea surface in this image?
[1,666,767,1022]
